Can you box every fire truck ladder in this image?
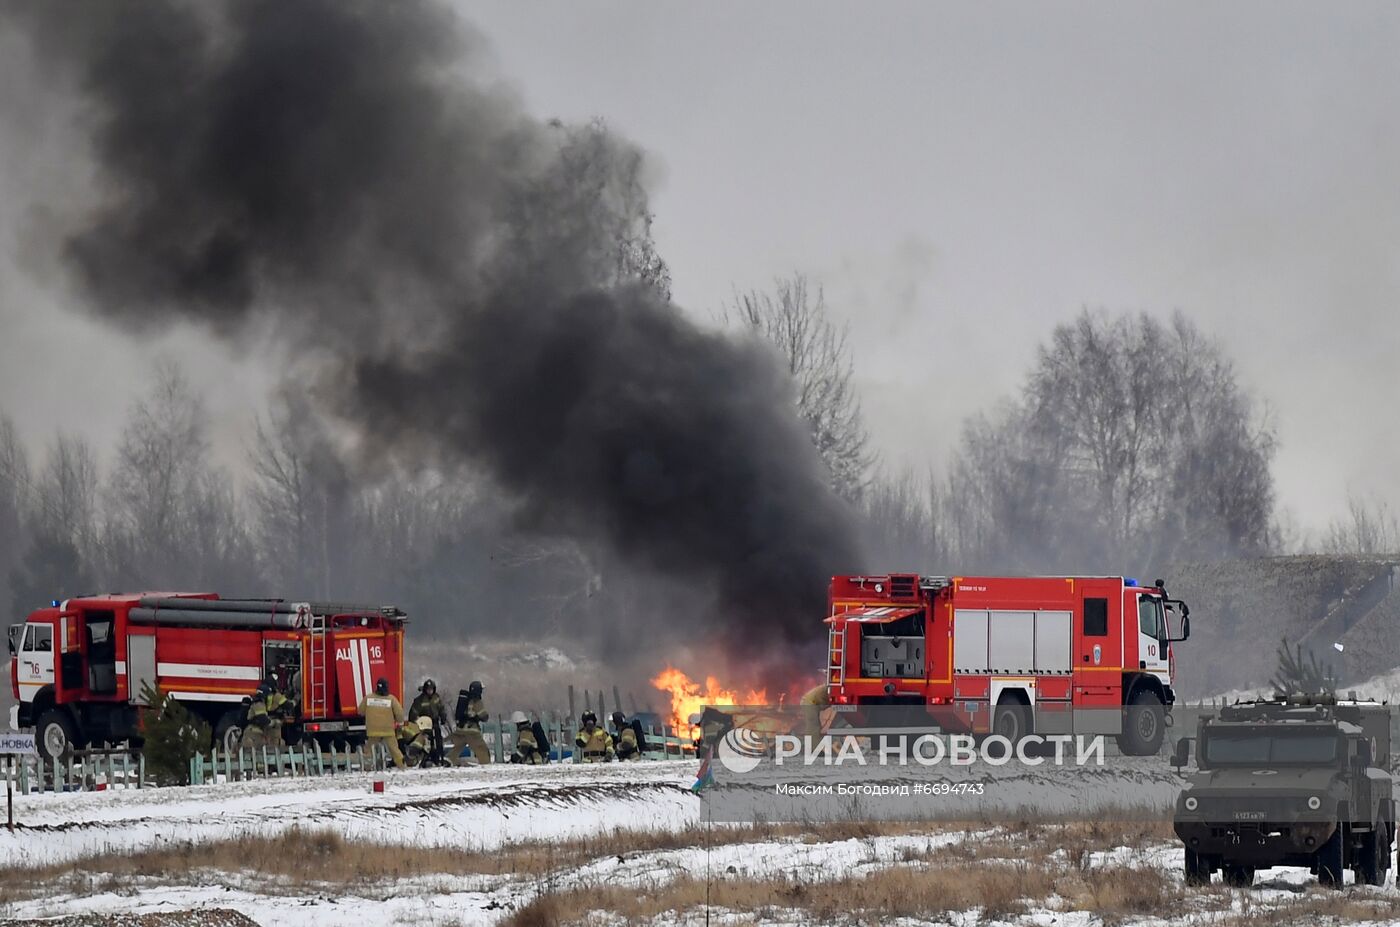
[308,612,328,717]
[827,620,847,687]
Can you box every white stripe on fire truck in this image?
[358,638,374,697]
[352,638,369,705]
[168,691,246,703]
[348,640,366,705]
[156,662,262,681]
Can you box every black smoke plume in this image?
[4,0,859,677]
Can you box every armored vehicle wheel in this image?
[1222,864,1254,887]
[1183,848,1211,886]
[1357,823,1387,886]
[1317,825,1346,888]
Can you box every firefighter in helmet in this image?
[611,711,641,761]
[455,680,491,765]
[357,677,406,769]
[410,678,450,766]
[509,711,547,765]
[575,710,614,762]
[399,715,435,767]
[239,681,275,752]
[264,684,295,746]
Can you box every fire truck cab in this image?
[9,593,407,760]
[826,574,1191,755]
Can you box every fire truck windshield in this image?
[1204,730,1339,765]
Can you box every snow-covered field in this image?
[3,760,1400,926]
[0,761,701,868]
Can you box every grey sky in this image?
[2,1,1397,538]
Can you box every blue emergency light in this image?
[1124,578,1138,587]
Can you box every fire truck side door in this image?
[1073,584,1122,734]
[16,623,54,703]
[1135,593,1169,677]
[127,634,157,705]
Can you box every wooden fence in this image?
[2,715,699,794]
[7,748,147,793]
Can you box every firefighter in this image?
[799,683,830,745]
[689,711,704,753]
[264,686,294,747]
[357,677,406,769]
[455,680,492,766]
[691,710,727,756]
[399,715,434,767]
[611,711,640,761]
[410,678,450,766]
[575,710,614,762]
[509,711,547,764]
[239,682,275,752]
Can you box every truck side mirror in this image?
[1165,601,1191,642]
[1172,737,1192,769]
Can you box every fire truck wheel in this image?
[1118,690,1166,756]
[991,699,1030,749]
[36,710,78,760]
[214,711,244,753]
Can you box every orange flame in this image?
[650,666,768,731]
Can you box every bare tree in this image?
[949,310,1276,570]
[861,468,948,571]
[32,433,100,554]
[728,275,873,502]
[11,432,101,608]
[105,360,257,588]
[247,391,353,596]
[1322,493,1400,555]
[0,415,30,612]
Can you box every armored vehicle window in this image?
[1083,598,1108,637]
[1205,731,1338,765]
[1138,597,1163,639]
[1272,734,1338,764]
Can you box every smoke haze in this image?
[2,0,858,674]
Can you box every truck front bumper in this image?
[1175,819,1337,865]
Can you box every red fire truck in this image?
[825,574,1191,755]
[8,593,407,759]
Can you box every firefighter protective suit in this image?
[458,694,492,765]
[576,724,614,762]
[358,691,407,769]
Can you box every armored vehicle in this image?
[1173,696,1394,887]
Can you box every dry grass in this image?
[502,858,1182,927]
[0,818,955,901]
[1216,891,1400,926]
[0,816,1284,927]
